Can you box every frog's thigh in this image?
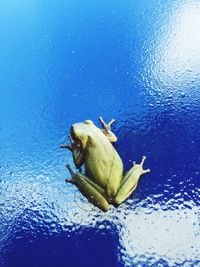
[115,175,137,205]
[114,156,150,205]
[75,174,110,212]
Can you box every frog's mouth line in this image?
[69,129,84,167]
[69,129,82,147]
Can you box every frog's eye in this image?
[84,120,93,125]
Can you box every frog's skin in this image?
[61,117,150,212]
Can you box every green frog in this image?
[61,117,150,212]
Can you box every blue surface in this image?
[0,1,200,266]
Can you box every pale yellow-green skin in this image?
[67,120,150,211]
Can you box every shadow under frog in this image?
[61,117,150,212]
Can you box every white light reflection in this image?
[117,203,200,266]
[63,199,200,266]
[1,176,200,266]
[152,1,200,88]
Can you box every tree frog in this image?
[61,117,150,212]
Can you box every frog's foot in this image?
[65,164,83,183]
[60,133,77,151]
[60,143,73,151]
[140,156,151,174]
[99,117,117,142]
[66,164,110,212]
[99,116,115,131]
[65,164,76,183]
[115,156,150,205]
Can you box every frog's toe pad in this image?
[142,168,150,174]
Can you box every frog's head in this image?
[69,120,96,167]
[70,120,95,149]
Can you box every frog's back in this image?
[84,128,123,198]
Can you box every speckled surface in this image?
[0,1,200,266]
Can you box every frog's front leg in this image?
[115,156,150,205]
[60,134,84,168]
[60,143,73,150]
[99,117,117,142]
[66,164,110,212]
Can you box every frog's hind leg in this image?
[66,164,110,212]
[99,117,117,142]
[114,156,150,205]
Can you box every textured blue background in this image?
[0,1,200,266]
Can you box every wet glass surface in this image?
[0,1,200,266]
